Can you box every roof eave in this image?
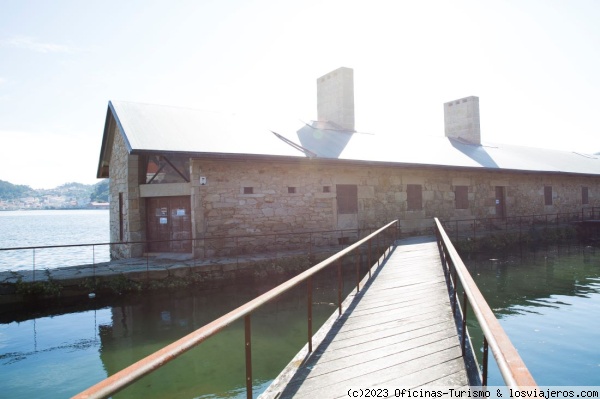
[96,101,134,179]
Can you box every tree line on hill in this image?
[0,179,109,205]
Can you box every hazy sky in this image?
[1,0,599,189]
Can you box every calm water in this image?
[1,210,600,396]
[0,275,341,399]
[0,210,109,271]
[465,245,600,385]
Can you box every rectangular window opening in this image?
[544,186,553,206]
[323,186,330,193]
[288,187,296,194]
[243,187,254,194]
[582,186,589,205]
[455,186,469,209]
[407,184,423,211]
[336,184,358,214]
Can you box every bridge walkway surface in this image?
[261,236,470,398]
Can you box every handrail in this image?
[434,217,537,388]
[71,220,399,399]
[0,226,379,281]
[0,226,372,252]
[444,206,600,226]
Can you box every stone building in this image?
[97,67,600,259]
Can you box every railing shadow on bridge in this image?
[70,218,538,399]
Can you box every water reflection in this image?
[1,268,348,399]
[96,280,338,399]
[463,243,600,386]
[2,244,600,397]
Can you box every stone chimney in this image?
[444,96,480,144]
[317,67,355,131]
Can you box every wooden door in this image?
[336,184,358,235]
[495,186,506,218]
[146,196,192,253]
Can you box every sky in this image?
[1,0,599,189]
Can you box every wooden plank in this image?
[260,238,469,399]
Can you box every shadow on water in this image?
[460,242,600,386]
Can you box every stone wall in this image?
[108,127,145,259]
[111,145,599,259]
[188,158,599,256]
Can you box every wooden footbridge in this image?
[72,219,537,399]
[262,236,470,398]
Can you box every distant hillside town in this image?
[0,179,109,211]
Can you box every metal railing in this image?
[70,220,399,399]
[5,207,597,279]
[0,226,382,279]
[434,217,537,388]
[441,207,600,244]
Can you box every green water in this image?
[464,244,600,386]
[1,244,599,398]
[0,270,345,399]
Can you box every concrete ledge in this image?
[0,250,335,306]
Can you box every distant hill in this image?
[0,179,109,210]
[0,180,34,200]
[90,179,109,202]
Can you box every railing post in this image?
[452,262,458,316]
[368,240,372,278]
[376,234,380,267]
[355,250,360,293]
[245,315,252,399]
[455,220,459,243]
[307,277,313,353]
[309,232,312,261]
[337,258,343,316]
[92,245,96,285]
[482,336,489,387]
[461,291,468,357]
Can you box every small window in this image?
[455,186,469,209]
[323,186,331,193]
[288,187,296,194]
[544,186,552,206]
[243,187,253,194]
[582,186,589,205]
[407,184,422,211]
